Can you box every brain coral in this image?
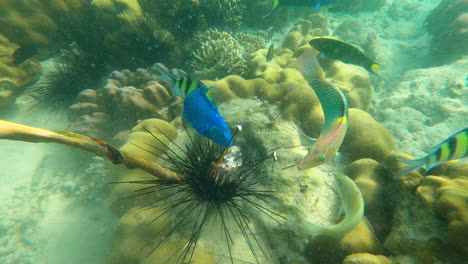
[68,64,183,141]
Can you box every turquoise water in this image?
[0,0,467,264]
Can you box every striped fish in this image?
[296,49,349,170]
[397,127,468,176]
[155,65,233,147]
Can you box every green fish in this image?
[398,127,468,176]
[266,43,275,62]
[309,37,382,75]
[295,49,349,170]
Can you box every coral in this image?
[341,109,397,164]
[0,0,88,47]
[68,64,183,141]
[324,61,373,110]
[248,48,301,84]
[416,162,468,257]
[0,34,41,110]
[199,0,247,30]
[344,159,393,240]
[425,0,468,64]
[282,15,330,53]
[235,32,267,57]
[187,29,250,79]
[342,253,391,264]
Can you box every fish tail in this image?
[396,157,428,176]
[263,0,281,18]
[370,63,382,74]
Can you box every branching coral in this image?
[199,0,247,30]
[187,29,266,79]
[187,29,247,79]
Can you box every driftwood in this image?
[0,120,182,181]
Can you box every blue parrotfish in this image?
[264,0,340,18]
[295,49,349,170]
[397,127,468,176]
[155,65,233,147]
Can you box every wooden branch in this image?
[0,120,182,181]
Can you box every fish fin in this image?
[170,86,185,97]
[314,1,322,8]
[396,157,428,176]
[454,157,468,167]
[263,0,280,18]
[370,64,382,74]
[334,152,351,173]
[204,86,218,106]
[154,63,177,83]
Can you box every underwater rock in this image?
[374,57,467,157]
[68,64,183,141]
[332,19,378,59]
[342,253,391,264]
[0,34,42,110]
[282,15,330,53]
[332,0,386,12]
[425,0,468,64]
[341,109,397,164]
[344,159,393,241]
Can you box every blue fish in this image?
[264,0,340,17]
[155,65,233,147]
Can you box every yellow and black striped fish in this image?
[397,127,468,176]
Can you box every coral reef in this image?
[0,0,89,48]
[282,15,330,53]
[425,0,468,64]
[0,34,41,110]
[68,64,183,141]
[187,29,265,80]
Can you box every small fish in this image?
[266,43,275,62]
[397,127,468,176]
[296,49,349,170]
[155,65,233,147]
[309,37,382,75]
[302,173,364,238]
[264,0,340,18]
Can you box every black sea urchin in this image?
[115,127,282,264]
[106,13,182,70]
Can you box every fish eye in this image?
[319,155,326,161]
